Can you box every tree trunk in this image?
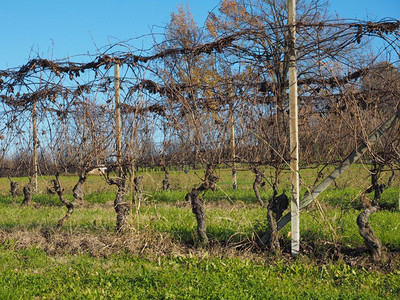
[102,170,132,233]
[357,163,386,261]
[252,167,265,206]
[114,179,130,233]
[186,164,218,245]
[370,165,380,207]
[133,175,143,204]
[187,189,208,245]
[266,192,289,251]
[266,208,280,251]
[258,192,289,249]
[162,167,171,191]
[72,174,87,205]
[22,178,33,206]
[357,206,384,261]
[8,176,18,200]
[387,169,397,187]
[52,176,74,231]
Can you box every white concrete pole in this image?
[288,0,300,257]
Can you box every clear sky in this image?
[1,0,399,69]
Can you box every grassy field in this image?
[0,165,399,298]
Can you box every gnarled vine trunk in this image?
[357,163,386,261]
[8,176,18,199]
[187,188,208,245]
[186,164,218,245]
[133,175,143,205]
[252,167,265,207]
[265,192,289,251]
[22,177,34,206]
[114,180,130,233]
[103,170,132,233]
[357,205,384,261]
[387,169,397,187]
[162,167,171,191]
[72,173,87,205]
[52,175,74,231]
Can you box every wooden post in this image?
[114,63,122,176]
[230,102,237,190]
[288,0,300,257]
[32,99,38,193]
[128,119,137,203]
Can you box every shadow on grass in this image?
[0,194,63,206]
[160,224,252,247]
[0,191,118,207]
[150,189,272,204]
[84,191,116,204]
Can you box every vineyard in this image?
[1,0,400,297]
[1,167,400,298]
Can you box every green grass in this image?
[84,191,116,204]
[0,165,399,298]
[0,247,399,299]
[149,188,275,204]
[2,199,400,250]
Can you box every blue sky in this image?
[1,0,399,69]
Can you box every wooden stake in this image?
[230,103,237,190]
[114,63,122,176]
[288,0,300,257]
[32,99,38,193]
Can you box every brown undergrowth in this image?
[280,238,400,272]
[0,228,261,261]
[1,227,399,272]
